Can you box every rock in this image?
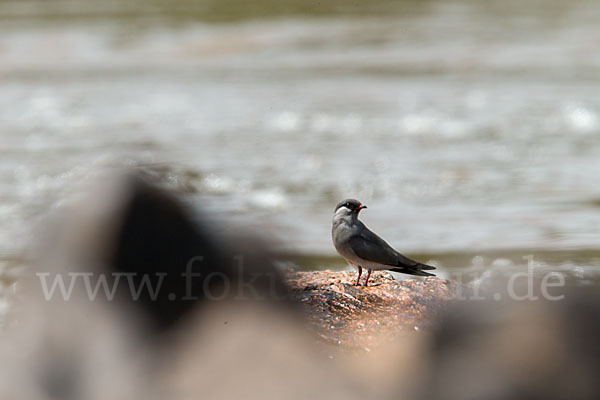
[285,269,461,349]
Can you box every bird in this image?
[331,199,436,286]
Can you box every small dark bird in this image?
[331,199,436,286]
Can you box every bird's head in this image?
[334,199,367,217]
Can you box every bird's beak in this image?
[358,205,367,210]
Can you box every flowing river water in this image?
[1,0,599,293]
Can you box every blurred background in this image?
[2,2,600,399]
[1,0,600,287]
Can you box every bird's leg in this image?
[355,266,362,286]
[363,269,372,287]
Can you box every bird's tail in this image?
[390,262,436,277]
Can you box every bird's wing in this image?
[397,252,431,269]
[348,226,400,266]
[350,224,436,272]
[388,266,436,277]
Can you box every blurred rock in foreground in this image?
[416,290,600,400]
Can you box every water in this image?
[1,0,600,278]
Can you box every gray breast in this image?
[332,218,361,263]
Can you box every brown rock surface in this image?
[285,269,461,349]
